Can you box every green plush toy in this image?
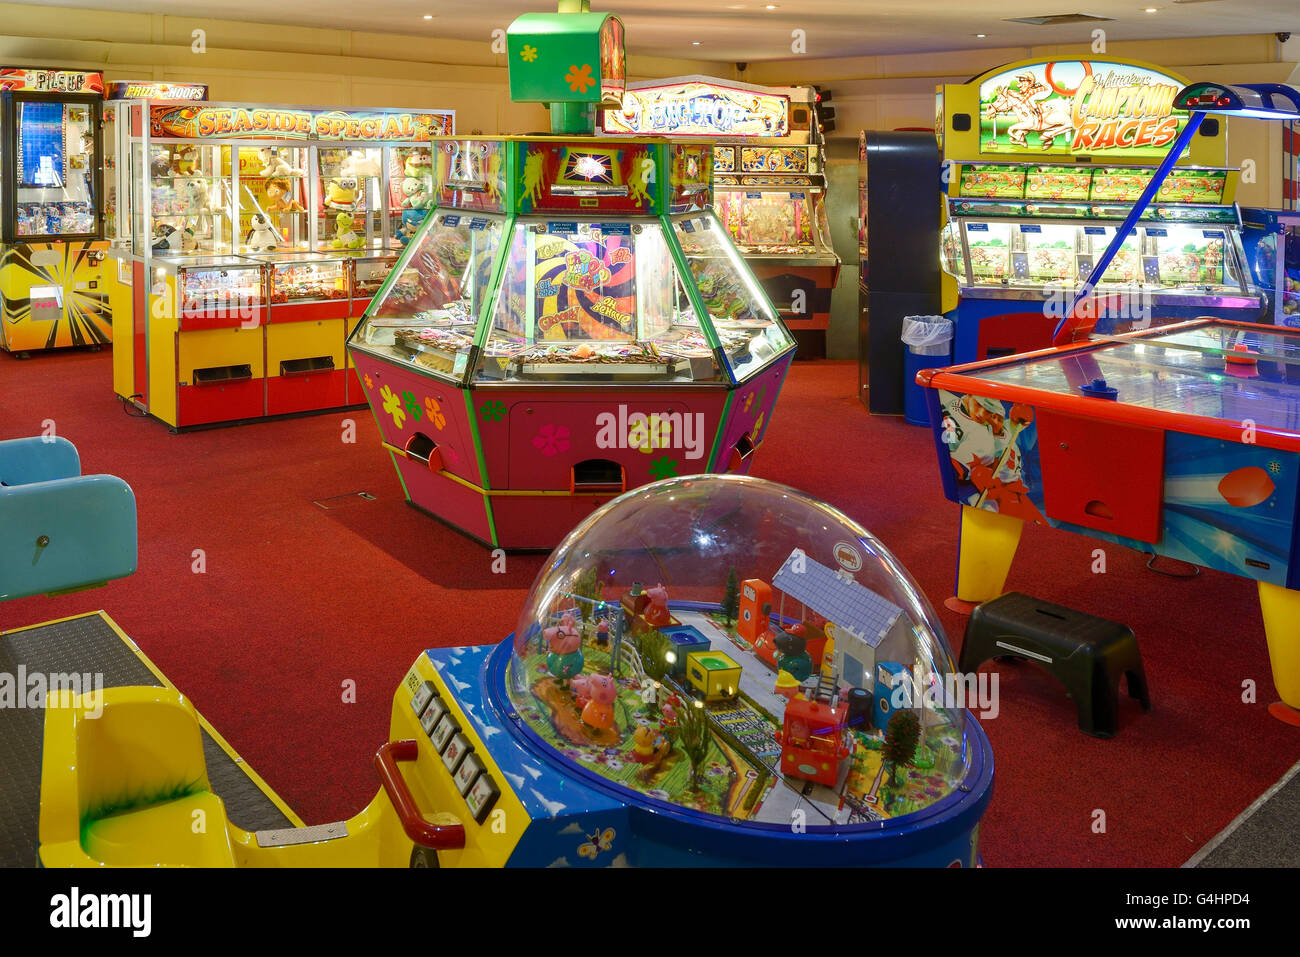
[332,212,365,250]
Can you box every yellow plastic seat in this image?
[39,687,236,868]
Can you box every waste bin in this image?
[901,315,953,427]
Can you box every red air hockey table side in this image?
[919,317,1300,724]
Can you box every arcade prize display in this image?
[922,80,1300,726]
[601,78,840,352]
[101,94,453,428]
[0,68,107,354]
[1241,207,1300,326]
[938,57,1262,364]
[347,9,794,550]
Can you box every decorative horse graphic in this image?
[985,85,1074,151]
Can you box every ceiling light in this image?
[976,33,987,37]
[692,41,702,45]
[765,4,778,9]
[1144,6,1158,12]
[423,14,433,20]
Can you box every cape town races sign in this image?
[978,61,1189,159]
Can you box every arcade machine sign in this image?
[601,77,840,354]
[346,12,795,550]
[938,58,1262,365]
[0,68,107,354]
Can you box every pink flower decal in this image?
[532,423,571,456]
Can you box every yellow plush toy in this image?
[325,177,358,210]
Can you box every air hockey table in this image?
[919,317,1300,724]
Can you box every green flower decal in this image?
[650,457,678,480]
[480,399,507,422]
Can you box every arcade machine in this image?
[937,57,1262,364]
[347,10,795,550]
[0,68,107,355]
[101,94,453,428]
[857,129,942,415]
[30,474,992,868]
[601,77,839,356]
[919,80,1300,726]
[1241,207,1299,325]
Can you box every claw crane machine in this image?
[601,78,839,356]
[102,92,452,428]
[0,68,107,355]
[346,0,795,550]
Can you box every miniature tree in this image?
[675,699,712,789]
[721,567,740,626]
[882,710,921,786]
[636,623,674,683]
[571,567,602,623]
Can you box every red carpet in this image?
[3,349,1296,866]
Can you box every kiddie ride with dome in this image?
[345,2,795,550]
[34,475,992,868]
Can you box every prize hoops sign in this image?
[978,61,1189,159]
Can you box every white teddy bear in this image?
[258,148,301,178]
[401,176,431,210]
[341,149,381,179]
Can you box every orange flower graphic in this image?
[565,63,595,94]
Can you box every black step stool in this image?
[960,592,1150,738]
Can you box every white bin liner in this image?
[901,315,953,357]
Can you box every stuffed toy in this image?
[258,147,301,177]
[402,151,432,179]
[244,213,280,252]
[397,209,425,246]
[151,223,183,253]
[171,145,198,176]
[325,176,358,210]
[341,149,381,178]
[401,176,431,210]
[264,177,304,213]
[182,177,216,233]
[331,212,365,250]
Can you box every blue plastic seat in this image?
[0,437,137,601]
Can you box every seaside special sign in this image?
[149,105,454,141]
[602,81,789,137]
[978,61,1189,159]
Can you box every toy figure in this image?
[594,617,610,648]
[342,149,381,179]
[774,628,813,682]
[151,223,182,253]
[570,674,592,710]
[397,209,424,246]
[545,611,584,681]
[181,177,216,233]
[401,176,431,210]
[258,148,301,178]
[325,176,358,210]
[244,213,280,252]
[581,674,617,730]
[150,151,170,179]
[332,212,365,250]
[642,583,672,627]
[264,177,304,213]
[630,724,670,764]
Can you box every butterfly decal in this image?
[577,827,616,860]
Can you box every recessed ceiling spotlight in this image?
[765,4,778,9]
[976,33,987,37]
[423,14,433,20]
[1144,6,1158,11]
[692,41,702,45]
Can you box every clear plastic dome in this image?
[504,474,977,829]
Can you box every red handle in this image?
[374,739,466,850]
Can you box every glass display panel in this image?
[317,147,384,252]
[172,256,265,314]
[15,101,97,237]
[349,212,504,381]
[352,254,399,299]
[505,474,974,828]
[939,221,965,279]
[671,212,792,383]
[964,222,1013,284]
[149,144,235,256]
[238,146,310,252]
[1141,224,1239,290]
[714,187,817,254]
[478,219,707,383]
[388,146,434,248]
[254,251,349,304]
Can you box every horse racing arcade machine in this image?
[938,57,1261,365]
[921,80,1300,726]
[346,9,794,550]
